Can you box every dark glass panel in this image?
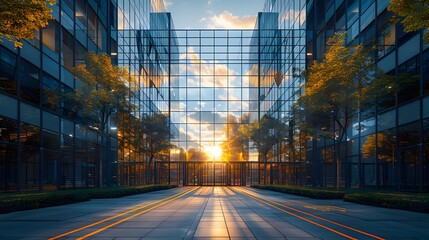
[0,117,18,143]
[20,146,40,190]
[60,133,74,188]
[19,60,40,104]
[42,150,59,190]
[398,122,420,147]
[61,27,74,70]
[397,56,420,103]
[423,49,429,94]
[42,20,60,53]
[0,143,18,192]
[20,123,41,147]
[42,73,61,112]
[42,130,60,150]
[0,47,17,95]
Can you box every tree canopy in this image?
[140,113,175,165]
[241,115,288,162]
[389,0,429,42]
[299,32,414,187]
[72,52,134,131]
[0,0,55,47]
[220,114,249,161]
[71,52,134,187]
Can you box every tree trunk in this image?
[146,155,154,185]
[99,133,104,188]
[335,141,341,188]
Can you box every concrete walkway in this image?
[0,186,428,239]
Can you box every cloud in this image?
[188,112,226,123]
[180,47,236,87]
[208,0,212,6]
[163,0,173,9]
[205,11,257,29]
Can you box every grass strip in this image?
[0,185,176,214]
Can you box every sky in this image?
[163,0,265,29]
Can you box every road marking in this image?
[232,187,385,240]
[49,187,198,240]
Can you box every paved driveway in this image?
[0,186,428,239]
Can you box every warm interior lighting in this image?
[206,146,222,160]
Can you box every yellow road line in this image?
[76,187,199,240]
[49,187,198,240]
[234,187,385,240]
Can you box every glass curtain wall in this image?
[167,30,257,162]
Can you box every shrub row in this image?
[252,185,429,213]
[0,185,175,214]
[252,185,345,199]
[344,193,429,213]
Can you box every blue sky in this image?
[164,0,265,29]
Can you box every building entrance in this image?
[154,161,309,186]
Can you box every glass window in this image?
[424,96,429,118]
[43,111,59,132]
[0,117,18,143]
[360,3,375,30]
[423,119,429,143]
[423,49,429,94]
[61,28,74,70]
[0,143,18,192]
[0,94,17,119]
[378,109,395,131]
[75,0,87,31]
[0,47,17,95]
[42,20,60,53]
[398,101,420,125]
[20,102,40,126]
[19,60,40,104]
[42,130,60,150]
[346,0,359,28]
[398,122,420,147]
[20,123,41,147]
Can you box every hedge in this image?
[252,185,345,199]
[252,185,429,213]
[0,185,176,214]
[344,193,429,213]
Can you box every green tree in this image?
[140,113,175,183]
[0,0,55,47]
[388,0,429,42]
[221,114,249,161]
[300,33,416,188]
[362,133,396,163]
[72,52,134,187]
[241,115,288,163]
[186,148,208,161]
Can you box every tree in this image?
[72,52,134,187]
[300,32,373,188]
[362,133,396,163]
[0,0,55,48]
[140,113,175,183]
[186,148,208,161]
[242,115,288,163]
[388,0,429,42]
[300,33,415,188]
[220,115,249,161]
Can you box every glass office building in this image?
[305,0,429,191]
[1,0,427,192]
[0,0,168,192]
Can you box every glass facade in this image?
[1,0,428,192]
[306,0,429,191]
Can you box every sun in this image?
[206,146,223,160]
